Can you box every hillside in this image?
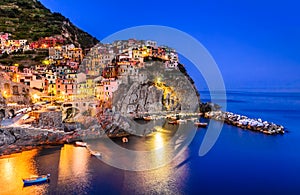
[0,0,99,49]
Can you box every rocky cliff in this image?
[113,61,200,115]
[0,126,104,156]
[103,61,200,136]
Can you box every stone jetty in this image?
[204,111,285,135]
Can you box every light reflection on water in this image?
[0,149,48,195]
[87,121,196,171]
[122,149,190,194]
[0,122,197,194]
[57,144,91,192]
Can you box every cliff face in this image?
[115,82,164,114]
[105,61,200,136]
[0,128,15,146]
[113,61,200,115]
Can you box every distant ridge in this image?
[0,0,99,49]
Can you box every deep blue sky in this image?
[40,0,300,91]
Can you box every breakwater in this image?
[204,111,285,135]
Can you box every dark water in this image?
[1,91,300,194]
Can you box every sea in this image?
[0,90,300,194]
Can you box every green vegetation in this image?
[0,0,99,49]
[0,49,48,66]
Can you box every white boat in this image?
[75,141,87,147]
[90,151,102,157]
[177,119,187,124]
[143,116,152,121]
[194,121,208,127]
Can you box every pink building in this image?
[101,78,121,100]
[56,78,77,96]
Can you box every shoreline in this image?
[0,126,104,157]
[0,108,286,157]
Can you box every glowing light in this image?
[154,132,164,149]
[33,94,40,99]
[2,90,9,98]
[42,60,50,65]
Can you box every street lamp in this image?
[32,94,40,103]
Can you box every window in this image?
[12,86,19,95]
[4,83,10,91]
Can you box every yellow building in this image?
[86,77,96,97]
[77,81,87,97]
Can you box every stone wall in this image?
[38,111,62,128]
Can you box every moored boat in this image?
[194,121,208,127]
[177,119,187,124]
[22,174,50,185]
[143,116,152,121]
[168,120,178,125]
[90,151,102,157]
[75,141,87,147]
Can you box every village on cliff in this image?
[0,31,285,151]
[0,32,180,119]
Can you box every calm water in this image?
[1,91,300,194]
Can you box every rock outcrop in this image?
[113,61,200,115]
[0,128,16,146]
[0,126,104,156]
[199,102,221,113]
[104,61,200,135]
[204,111,285,135]
[37,111,62,128]
[116,82,164,114]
